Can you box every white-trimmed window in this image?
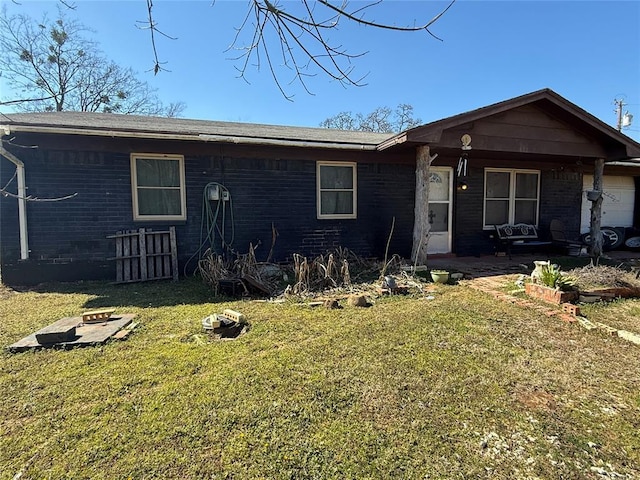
[317,161,357,219]
[484,168,540,228]
[131,153,186,221]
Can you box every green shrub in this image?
[539,263,576,291]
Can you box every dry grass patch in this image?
[568,264,640,290]
[580,298,640,333]
[0,283,19,300]
[562,264,640,333]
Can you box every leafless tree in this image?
[320,103,422,133]
[0,7,185,116]
[394,103,423,132]
[141,0,456,99]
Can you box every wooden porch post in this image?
[589,158,605,263]
[411,145,437,265]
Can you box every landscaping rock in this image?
[348,295,371,307]
[323,299,342,309]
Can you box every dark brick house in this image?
[2,89,640,284]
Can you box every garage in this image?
[581,175,636,233]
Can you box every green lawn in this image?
[1,278,639,479]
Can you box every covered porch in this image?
[379,89,640,260]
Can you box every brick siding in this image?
[1,144,415,283]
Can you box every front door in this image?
[427,167,453,254]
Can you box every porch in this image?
[426,250,640,279]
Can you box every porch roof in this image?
[378,89,640,161]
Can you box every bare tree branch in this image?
[318,0,456,40]
[0,7,185,116]
[136,0,177,74]
[148,0,455,98]
[0,164,77,202]
[1,186,78,202]
[0,95,58,106]
[58,0,77,10]
[320,103,422,133]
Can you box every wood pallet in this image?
[108,227,178,283]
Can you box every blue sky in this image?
[1,1,639,140]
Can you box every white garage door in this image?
[581,175,635,233]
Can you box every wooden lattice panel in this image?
[108,227,178,283]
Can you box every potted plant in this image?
[430,269,450,284]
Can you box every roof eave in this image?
[0,124,381,151]
[379,89,640,159]
[376,133,409,150]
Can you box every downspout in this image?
[0,144,30,260]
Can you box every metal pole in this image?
[615,98,625,131]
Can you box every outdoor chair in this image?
[549,219,587,255]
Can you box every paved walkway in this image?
[427,251,640,279]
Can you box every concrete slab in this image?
[8,314,135,353]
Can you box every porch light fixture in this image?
[458,181,469,191]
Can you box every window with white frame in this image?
[131,153,186,221]
[484,168,539,228]
[317,161,357,219]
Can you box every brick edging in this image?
[466,277,640,344]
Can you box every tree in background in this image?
[0,9,185,116]
[320,104,422,133]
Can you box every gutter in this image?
[377,133,408,151]
[196,134,377,150]
[0,124,381,151]
[605,159,640,167]
[0,144,29,260]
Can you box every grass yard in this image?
[579,298,640,334]
[1,278,639,479]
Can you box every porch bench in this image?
[494,223,552,258]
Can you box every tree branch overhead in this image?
[146,0,456,98]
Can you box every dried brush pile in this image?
[567,264,640,290]
[199,244,409,297]
[289,247,389,295]
[198,244,282,296]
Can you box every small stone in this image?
[323,299,342,309]
[590,466,608,476]
[347,295,371,307]
[383,276,397,289]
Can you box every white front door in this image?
[427,167,453,254]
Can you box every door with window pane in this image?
[427,167,453,254]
